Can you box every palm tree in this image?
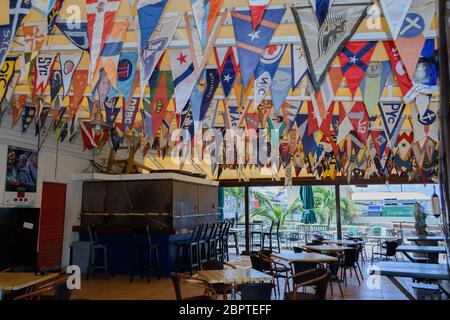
[313,187,359,229]
[251,190,303,227]
[224,187,245,222]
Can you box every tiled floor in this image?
[71,252,446,300]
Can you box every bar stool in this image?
[129,225,161,283]
[86,224,113,280]
[262,220,281,253]
[217,220,232,261]
[198,223,209,265]
[250,220,263,251]
[207,223,219,260]
[215,221,226,261]
[227,218,240,255]
[175,224,203,274]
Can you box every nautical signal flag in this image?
[231,7,285,88]
[248,0,270,30]
[338,41,377,98]
[214,47,239,98]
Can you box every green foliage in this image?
[250,190,303,227]
[224,187,245,221]
[313,186,360,228]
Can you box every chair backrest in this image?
[194,224,204,242]
[87,224,98,243]
[15,274,72,300]
[342,248,358,267]
[252,220,263,231]
[189,224,199,242]
[312,269,329,300]
[207,223,218,240]
[201,260,224,270]
[201,223,209,240]
[293,246,303,253]
[249,254,271,272]
[240,282,274,300]
[291,262,318,284]
[386,239,402,256]
[273,220,280,233]
[259,249,272,259]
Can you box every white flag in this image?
[169,48,197,113]
[59,53,83,99]
[379,0,412,40]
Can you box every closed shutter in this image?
[37,182,67,270]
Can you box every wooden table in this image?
[407,235,445,244]
[0,272,59,300]
[370,262,449,300]
[396,245,447,263]
[272,252,338,263]
[302,245,349,253]
[195,268,273,299]
[323,239,363,246]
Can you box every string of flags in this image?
[0,0,440,184]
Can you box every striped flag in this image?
[169,49,197,113]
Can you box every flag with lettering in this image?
[383,40,414,99]
[378,101,406,141]
[104,96,120,127]
[47,0,64,34]
[109,51,138,101]
[0,0,31,70]
[59,53,83,99]
[169,48,197,113]
[348,101,370,144]
[33,54,57,97]
[291,43,308,90]
[86,0,121,84]
[56,21,89,51]
[139,14,181,98]
[214,47,239,98]
[253,44,286,108]
[199,68,220,122]
[338,41,377,98]
[0,57,17,106]
[231,8,286,87]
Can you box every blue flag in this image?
[231,8,285,88]
[108,51,138,101]
[200,69,220,121]
[270,66,292,114]
[314,0,330,27]
[21,106,35,134]
[137,0,168,54]
[56,22,89,51]
[0,0,31,69]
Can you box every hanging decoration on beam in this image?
[47,0,64,34]
[379,0,412,40]
[56,21,89,51]
[199,68,220,122]
[23,23,48,54]
[59,53,83,99]
[185,8,227,79]
[109,51,138,101]
[0,57,17,107]
[394,0,435,80]
[121,71,141,133]
[253,44,286,108]
[0,0,31,70]
[291,0,371,90]
[270,66,292,115]
[231,7,286,88]
[33,54,57,98]
[104,96,120,127]
[68,69,88,120]
[290,43,308,90]
[411,101,439,148]
[21,105,35,134]
[86,0,121,84]
[360,60,391,117]
[138,14,181,99]
[0,70,20,125]
[190,0,224,47]
[214,47,239,99]
[338,41,377,98]
[11,95,26,129]
[378,101,406,141]
[148,67,174,138]
[169,48,197,113]
[248,0,270,30]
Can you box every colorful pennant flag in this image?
[86,0,121,84]
[123,96,141,133]
[169,48,197,113]
[348,101,369,144]
[0,70,20,125]
[109,51,138,101]
[379,0,412,40]
[148,69,174,138]
[411,101,439,147]
[248,0,270,30]
[231,8,286,87]
[59,53,83,99]
[185,8,227,78]
[291,1,371,90]
[80,120,100,150]
[21,105,35,134]
[47,0,64,34]
[139,14,181,99]
[0,0,31,70]
[199,69,220,122]
[68,70,88,120]
[104,96,120,127]
[23,23,48,53]
[190,0,224,47]
[214,47,239,98]
[338,41,377,98]
[360,60,391,117]
[291,43,308,90]
[394,0,435,80]
[383,41,414,99]
[33,54,57,97]
[270,66,292,115]
[11,95,26,128]
[56,21,89,51]
[253,44,286,108]
[50,69,62,105]
[378,101,406,140]
[0,57,17,107]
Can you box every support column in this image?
[243,186,250,255]
[335,185,342,240]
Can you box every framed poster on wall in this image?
[3,146,38,205]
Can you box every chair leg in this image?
[104,248,109,280]
[357,263,364,280]
[130,248,135,283]
[277,235,281,253]
[329,281,334,295]
[353,267,361,285]
[147,248,152,284]
[337,280,344,298]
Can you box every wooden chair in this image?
[169,272,217,300]
[13,274,72,300]
[200,259,239,300]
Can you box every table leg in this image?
[231,283,236,300]
[401,252,415,262]
[387,276,416,300]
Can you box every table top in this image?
[372,262,449,280]
[195,268,273,284]
[396,245,447,254]
[302,245,349,252]
[407,236,445,242]
[272,252,338,263]
[323,239,363,246]
[365,235,398,240]
[0,272,59,291]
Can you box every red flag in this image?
[80,121,100,150]
[68,70,88,120]
[307,100,319,136]
[245,112,259,130]
[319,102,336,136]
[12,95,27,128]
[249,0,270,30]
[383,40,413,97]
[348,101,369,143]
[338,41,377,98]
[150,71,173,138]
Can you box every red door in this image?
[38,182,67,270]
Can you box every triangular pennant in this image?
[12,95,27,128]
[33,54,57,97]
[199,68,220,121]
[383,40,414,99]
[0,71,20,125]
[338,41,377,98]
[291,43,308,90]
[47,0,64,35]
[394,0,435,80]
[21,105,35,134]
[104,96,120,127]
[86,0,121,84]
[214,47,239,98]
[254,44,286,108]
[22,23,48,53]
[68,70,88,119]
[0,57,17,106]
[110,51,138,101]
[59,53,83,99]
[139,14,181,98]
[169,48,197,113]
[360,60,391,117]
[347,101,369,143]
[291,0,371,90]
[56,21,89,51]
[203,99,220,129]
[50,69,63,103]
[80,120,100,150]
[283,100,302,132]
[149,69,174,138]
[231,8,286,87]
[378,101,406,140]
[379,0,412,40]
[185,9,227,78]
[270,66,291,115]
[0,0,31,69]
[248,0,270,30]
[190,0,224,47]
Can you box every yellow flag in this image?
[0,57,17,105]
